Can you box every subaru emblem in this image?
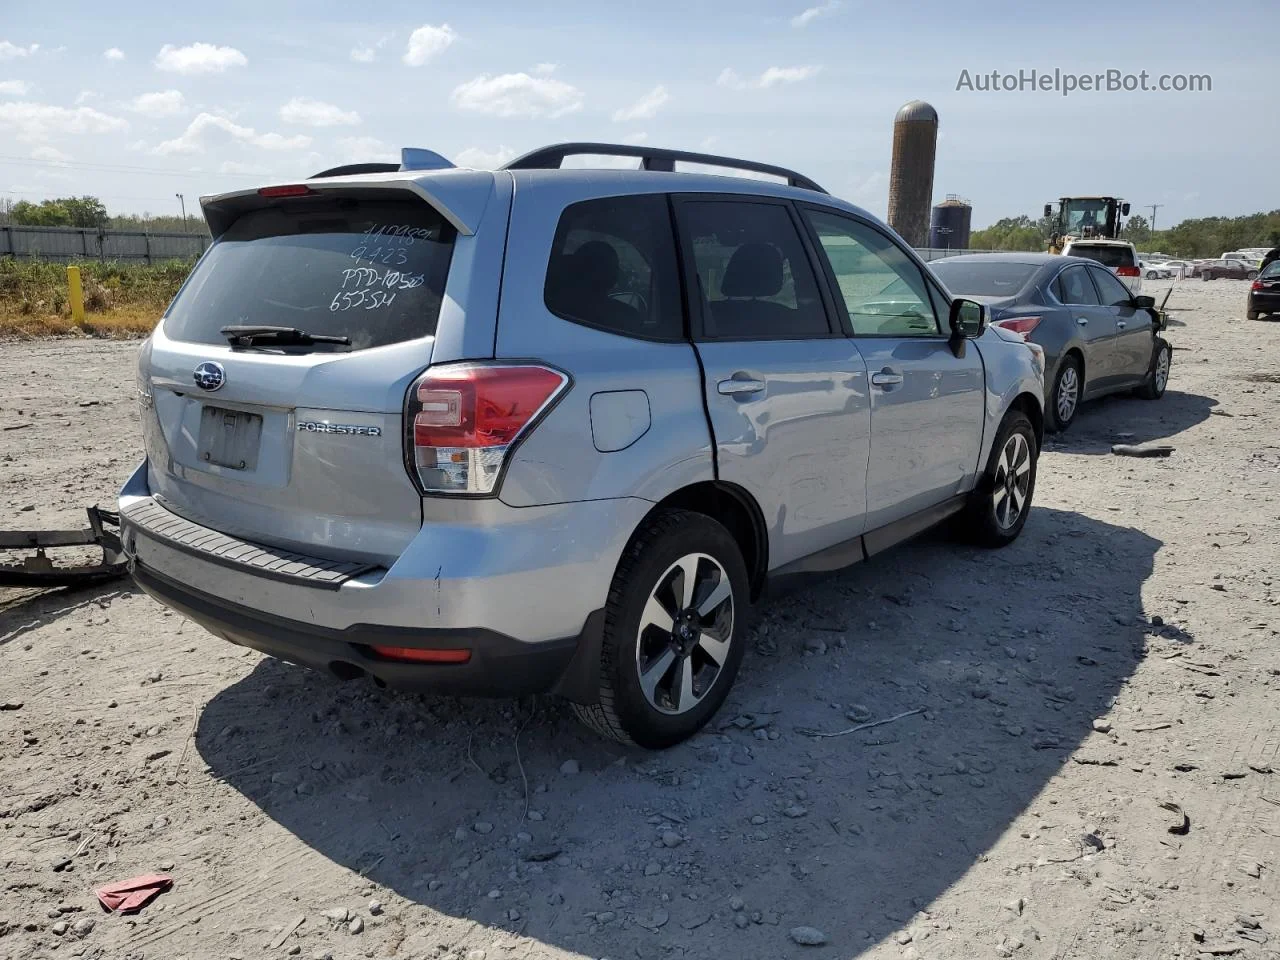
[193,361,225,392]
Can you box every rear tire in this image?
[959,411,1038,548]
[570,509,749,749]
[1247,309,1261,321]
[1247,270,1259,281]
[1045,354,1082,433]
[1136,337,1172,400]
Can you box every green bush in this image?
[0,257,194,313]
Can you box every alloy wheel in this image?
[992,432,1033,531]
[634,553,735,716]
[1154,346,1170,393]
[1056,366,1080,424]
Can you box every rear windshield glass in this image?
[929,260,1038,297]
[165,196,455,350]
[1068,244,1135,269]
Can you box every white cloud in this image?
[74,90,99,105]
[533,62,557,75]
[612,85,669,123]
[218,159,266,175]
[279,96,360,127]
[717,65,822,90]
[154,112,310,155]
[350,45,375,63]
[128,90,185,117]
[452,72,583,118]
[103,47,126,61]
[403,24,456,66]
[0,41,39,60]
[0,101,128,142]
[454,145,517,169]
[31,144,70,163]
[791,0,842,28]
[154,42,247,75]
[623,131,648,144]
[336,136,398,163]
[0,79,29,96]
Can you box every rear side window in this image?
[681,200,830,340]
[165,195,455,351]
[1069,244,1135,269]
[929,260,1038,298]
[544,195,682,341]
[1054,265,1101,305]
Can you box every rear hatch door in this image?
[139,181,495,564]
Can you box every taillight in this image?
[257,184,316,198]
[405,363,570,495]
[1252,280,1264,291]
[994,316,1042,340]
[1115,266,1140,277]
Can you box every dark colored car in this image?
[1200,259,1259,281]
[1247,260,1280,320]
[929,253,1171,431]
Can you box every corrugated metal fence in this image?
[0,225,211,262]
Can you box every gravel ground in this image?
[2,278,1278,960]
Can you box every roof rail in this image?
[500,142,828,194]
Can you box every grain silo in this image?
[886,100,938,247]
[929,195,972,250]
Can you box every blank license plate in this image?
[197,406,263,471]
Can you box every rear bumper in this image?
[119,461,648,700]
[1248,290,1280,313]
[131,561,595,697]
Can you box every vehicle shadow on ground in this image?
[1048,388,1217,456]
[196,507,1163,958]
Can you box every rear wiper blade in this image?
[220,325,352,347]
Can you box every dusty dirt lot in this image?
[2,278,1278,960]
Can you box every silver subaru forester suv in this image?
[122,143,1046,748]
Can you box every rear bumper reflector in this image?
[370,645,472,664]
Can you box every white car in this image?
[1141,261,1174,280]
[1160,259,1192,279]
[1062,239,1143,294]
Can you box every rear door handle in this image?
[717,378,765,396]
[1075,316,1089,326]
[870,371,904,387]
[1116,320,1127,330]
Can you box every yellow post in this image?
[67,266,86,326]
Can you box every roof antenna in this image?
[400,148,455,171]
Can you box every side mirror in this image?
[1132,294,1155,310]
[949,298,987,357]
[1043,203,1053,218]
[1121,202,1131,216]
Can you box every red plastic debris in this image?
[95,874,173,914]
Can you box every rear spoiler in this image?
[200,162,490,240]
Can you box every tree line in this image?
[970,209,1280,258]
[0,196,208,235]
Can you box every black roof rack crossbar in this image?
[500,142,827,194]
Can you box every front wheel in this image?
[1136,338,1172,399]
[1046,355,1082,432]
[959,411,1038,548]
[1247,271,1259,281]
[571,509,749,748]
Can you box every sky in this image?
[1,0,1274,230]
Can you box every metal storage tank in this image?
[929,195,972,250]
[886,100,938,247]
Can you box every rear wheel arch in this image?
[650,481,769,600]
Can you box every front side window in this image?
[1089,267,1134,307]
[544,195,682,341]
[680,200,830,340]
[1054,266,1101,306]
[165,194,455,351]
[804,209,940,336]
